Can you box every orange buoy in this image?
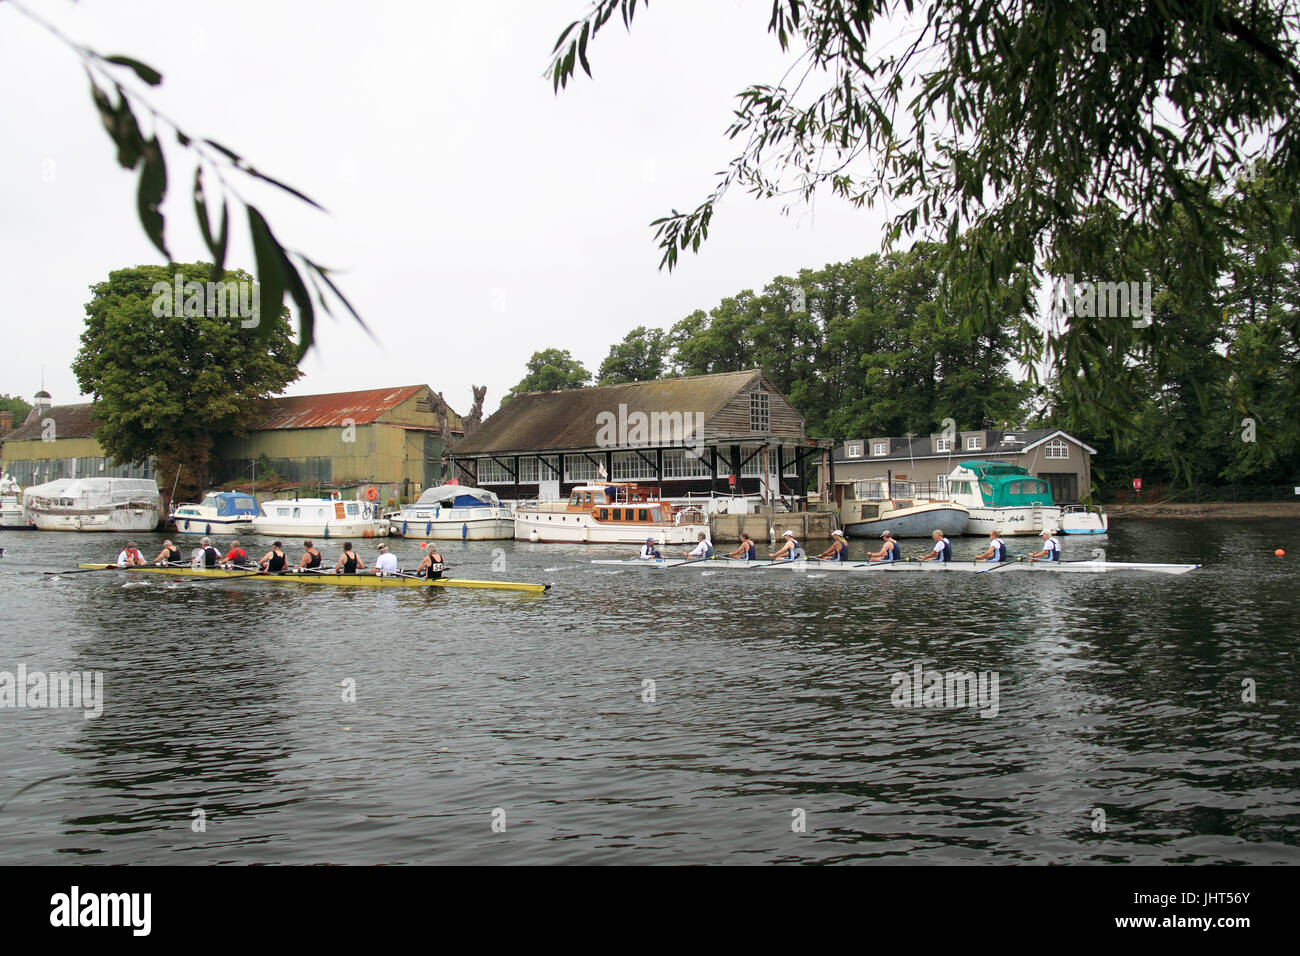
[365,486,379,501]
[1276,549,1286,557]
[420,541,428,549]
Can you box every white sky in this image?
[1,0,895,418]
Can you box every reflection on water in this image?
[1,520,1297,863]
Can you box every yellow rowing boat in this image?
[77,564,550,594]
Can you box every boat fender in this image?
[461,523,468,540]
[205,524,211,535]
[323,525,329,540]
[425,521,431,536]
[529,529,540,543]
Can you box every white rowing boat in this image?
[591,557,1200,575]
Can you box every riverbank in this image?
[1104,501,1300,519]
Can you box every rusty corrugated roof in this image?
[455,369,797,454]
[248,385,462,431]
[0,403,97,442]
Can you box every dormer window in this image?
[936,437,953,452]
[966,436,981,450]
[846,443,863,459]
[873,441,887,456]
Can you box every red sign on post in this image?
[1133,478,1143,490]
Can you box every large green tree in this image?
[0,393,33,426]
[506,348,592,400]
[597,326,671,383]
[550,0,1300,446]
[71,263,301,499]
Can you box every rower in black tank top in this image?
[267,549,286,573]
[163,544,180,563]
[305,547,321,569]
[342,551,359,573]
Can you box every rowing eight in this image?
[591,557,1200,575]
[75,564,551,593]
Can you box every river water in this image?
[1,519,1297,864]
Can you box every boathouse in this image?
[451,369,826,502]
[0,392,154,485]
[832,429,1099,502]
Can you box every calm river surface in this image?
[1,519,1297,864]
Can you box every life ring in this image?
[365,487,379,501]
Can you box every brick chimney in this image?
[0,410,11,435]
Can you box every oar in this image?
[44,564,125,575]
[659,557,709,570]
[976,555,1028,573]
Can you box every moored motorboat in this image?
[251,492,388,538]
[388,484,514,540]
[833,478,969,538]
[171,491,260,536]
[514,482,707,544]
[22,477,164,532]
[0,473,31,529]
[939,462,1062,536]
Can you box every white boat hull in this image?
[594,557,1198,575]
[1060,509,1109,534]
[840,502,969,538]
[29,507,162,532]
[388,507,514,540]
[251,517,388,539]
[516,513,705,544]
[963,505,1063,536]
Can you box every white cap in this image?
[783,530,795,537]
[1041,528,1056,537]
[832,529,845,537]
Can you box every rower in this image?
[727,532,758,561]
[817,529,850,561]
[918,529,951,562]
[373,543,399,577]
[297,539,323,570]
[639,536,662,560]
[769,530,803,562]
[196,537,222,568]
[222,539,248,568]
[1026,528,1062,562]
[974,529,1008,563]
[116,541,146,567]
[415,546,443,579]
[335,541,365,574]
[259,541,288,573]
[153,540,182,565]
[867,530,902,563]
[683,531,714,560]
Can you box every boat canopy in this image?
[22,477,162,507]
[414,484,501,508]
[955,461,1055,506]
[200,491,260,516]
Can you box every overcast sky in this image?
[1,0,897,418]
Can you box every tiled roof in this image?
[247,385,462,431]
[0,403,97,442]
[455,370,770,454]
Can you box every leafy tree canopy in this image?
[506,348,593,400]
[0,393,33,425]
[597,326,671,384]
[71,263,301,498]
[551,0,1300,451]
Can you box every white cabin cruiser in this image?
[1,474,31,529]
[388,484,514,540]
[171,491,260,536]
[939,461,1107,535]
[251,493,388,539]
[21,477,164,532]
[834,478,969,538]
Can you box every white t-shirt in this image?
[375,552,398,575]
[639,544,660,560]
[932,538,949,559]
[1042,537,1061,559]
[688,540,711,558]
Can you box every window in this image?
[638,509,648,521]
[611,451,657,480]
[936,437,953,452]
[750,392,770,432]
[846,443,863,459]
[516,455,559,483]
[662,448,712,479]
[476,458,512,484]
[563,455,602,482]
[1045,439,1069,459]
[966,436,981,450]
[598,509,608,520]
[873,442,887,456]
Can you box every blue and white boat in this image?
[171,491,260,536]
[388,484,514,540]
